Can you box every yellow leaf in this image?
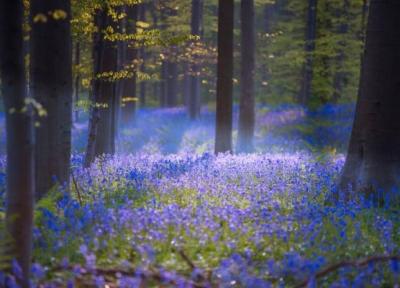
[33,13,47,23]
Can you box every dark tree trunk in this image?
[298,0,318,105]
[160,61,168,107]
[238,0,255,153]
[332,0,350,103]
[85,9,117,165]
[0,1,34,285]
[189,0,204,119]
[166,61,178,107]
[215,0,234,154]
[264,2,275,34]
[30,0,72,200]
[94,10,118,157]
[121,5,138,125]
[74,42,81,121]
[340,0,400,205]
[139,4,147,107]
[85,11,103,167]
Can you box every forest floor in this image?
[1,104,400,287]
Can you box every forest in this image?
[0,0,400,287]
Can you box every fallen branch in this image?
[295,254,400,288]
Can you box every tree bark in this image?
[238,0,255,153]
[332,1,350,103]
[340,0,400,205]
[74,42,81,121]
[166,61,178,107]
[189,0,204,120]
[94,9,118,157]
[0,1,34,285]
[139,3,147,107]
[215,0,234,154]
[30,0,72,200]
[121,5,138,125]
[298,0,318,105]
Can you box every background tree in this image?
[340,0,400,204]
[298,0,318,105]
[0,0,34,284]
[188,0,203,120]
[30,0,73,199]
[238,0,255,153]
[215,0,234,154]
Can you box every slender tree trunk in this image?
[85,8,117,165]
[189,0,204,119]
[160,61,168,107]
[139,4,147,107]
[0,1,34,285]
[94,9,118,157]
[30,0,72,200]
[332,0,349,103]
[166,61,178,107]
[74,42,81,122]
[121,5,138,125]
[298,0,318,105]
[340,0,400,205]
[85,11,103,167]
[215,0,234,154]
[238,0,255,153]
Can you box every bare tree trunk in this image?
[0,1,34,285]
[166,61,178,107]
[121,5,138,125]
[74,42,81,121]
[189,0,204,119]
[332,0,350,103]
[238,0,255,153]
[94,9,118,157]
[139,3,147,107]
[215,0,234,154]
[298,0,318,105]
[85,11,103,167]
[160,61,168,107]
[340,0,400,205]
[30,0,72,200]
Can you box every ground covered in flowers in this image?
[1,105,400,287]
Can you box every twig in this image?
[71,170,83,206]
[295,254,400,288]
[177,249,196,270]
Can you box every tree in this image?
[238,0,255,153]
[340,0,400,204]
[85,8,118,166]
[215,0,234,154]
[30,0,73,199]
[298,0,317,105]
[0,0,34,284]
[121,5,139,125]
[188,0,204,120]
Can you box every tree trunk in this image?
[340,0,400,205]
[189,0,204,119]
[30,0,72,200]
[298,0,318,105]
[74,42,81,122]
[238,0,255,153]
[332,0,350,103]
[94,9,118,157]
[0,1,34,285]
[160,61,168,107]
[139,4,147,107]
[166,61,178,107]
[85,9,117,165]
[215,0,234,154]
[121,5,138,125]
